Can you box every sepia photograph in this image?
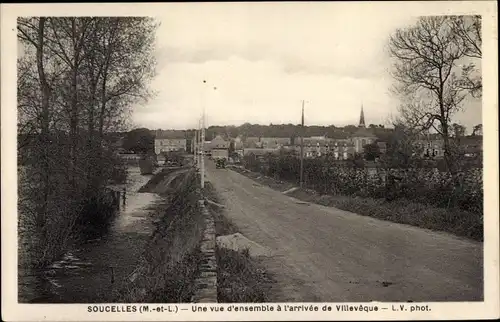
[2,1,498,321]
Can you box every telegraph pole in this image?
[199,79,217,189]
[299,100,305,188]
[201,116,205,189]
[198,119,201,167]
[194,127,197,163]
[198,118,202,170]
[200,80,207,189]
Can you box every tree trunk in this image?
[87,80,97,191]
[69,18,80,189]
[36,17,50,235]
[96,64,109,182]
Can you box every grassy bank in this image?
[203,182,275,302]
[115,169,205,302]
[137,167,185,193]
[229,166,483,242]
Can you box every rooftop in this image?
[154,129,186,139]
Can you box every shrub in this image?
[244,154,482,215]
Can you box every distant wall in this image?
[212,149,228,159]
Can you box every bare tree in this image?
[450,15,482,98]
[17,17,53,240]
[388,16,473,174]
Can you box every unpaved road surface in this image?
[205,161,483,302]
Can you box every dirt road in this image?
[205,161,483,302]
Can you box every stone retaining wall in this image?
[191,199,218,303]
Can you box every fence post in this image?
[110,266,115,284]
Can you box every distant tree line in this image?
[164,123,393,142]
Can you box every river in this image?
[18,166,165,303]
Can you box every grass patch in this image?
[231,167,483,242]
[203,180,277,302]
[114,170,206,302]
[138,167,182,193]
[319,195,483,241]
[204,181,238,236]
[216,248,274,303]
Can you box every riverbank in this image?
[115,167,205,302]
[228,165,483,242]
[18,167,165,303]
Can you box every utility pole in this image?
[197,119,200,167]
[299,100,305,188]
[201,116,205,189]
[194,128,198,167]
[200,80,207,189]
[199,80,216,189]
[198,119,202,170]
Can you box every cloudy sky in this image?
[131,3,482,132]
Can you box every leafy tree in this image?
[451,123,467,138]
[17,17,158,266]
[363,142,381,161]
[381,120,424,169]
[123,128,154,154]
[228,140,238,159]
[472,124,482,136]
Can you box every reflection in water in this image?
[19,167,165,303]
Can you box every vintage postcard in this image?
[1,1,498,321]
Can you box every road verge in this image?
[203,181,276,302]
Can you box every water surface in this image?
[18,167,165,303]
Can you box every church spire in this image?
[358,104,366,128]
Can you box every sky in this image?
[123,4,480,132]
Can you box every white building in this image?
[154,138,187,154]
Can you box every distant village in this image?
[149,107,483,164]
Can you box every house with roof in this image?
[331,140,356,160]
[244,137,262,148]
[243,148,281,161]
[458,135,482,158]
[209,134,230,159]
[415,137,445,159]
[154,130,187,155]
[289,136,355,160]
[277,107,379,160]
[413,133,483,162]
[259,137,291,149]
